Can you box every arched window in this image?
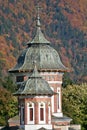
[27,102,34,124]
[40,107,44,121]
[39,102,45,124]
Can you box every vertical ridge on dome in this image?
[30,61,41,78]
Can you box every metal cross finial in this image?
[36,3,42,27]
[37,3,40,17]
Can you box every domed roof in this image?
[14,66,54,96]
[10,43,66,72]
[9,11,67,73]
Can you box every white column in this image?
[57,87,61,112]
[48,104,51,124]
[51,87,54,113]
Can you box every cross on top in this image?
[36,3,42,27]
[36,3,42,18]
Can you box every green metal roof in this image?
[30,27,50,44]
[14,66,54,96]
[9,44,67,72]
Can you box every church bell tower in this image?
[9,4,72,130]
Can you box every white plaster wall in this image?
[20,124,52,130]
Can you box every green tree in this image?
[62,83,87,130]
[62,73,73,88]
[2,76,17,93]
[0,87,18,126]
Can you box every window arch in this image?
[27,102,34,124]
[39,102,46,124]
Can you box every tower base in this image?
[20,124,52,130]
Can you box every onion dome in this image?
[14,65,54,96]
[9,7,67,73]
[9,44,67,72]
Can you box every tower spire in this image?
[36,3,41,27]
[29,3,50,44]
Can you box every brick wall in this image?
[19,96,51,125]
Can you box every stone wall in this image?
[69,125,81,130]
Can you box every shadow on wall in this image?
[69,128,75,130]
[1,126,19,130]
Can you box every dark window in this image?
[30,108,33,121]
[22,108,24,121]
[21,107,24,124]
[40,108,44,121]
[16,76,24,82]
[58,93,59,109]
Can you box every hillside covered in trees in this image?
[0,0,87,129]
[0,0,87,82]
